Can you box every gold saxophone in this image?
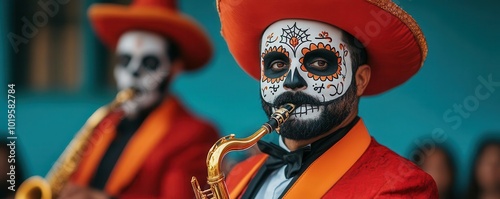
[16,89,135,199]
[191,103,296,199]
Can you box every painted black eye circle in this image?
[303,49,339,76]
[117,54,131,67]
[142,56,160,70]
[262,51,289,78]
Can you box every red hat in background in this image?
[88,0,213,70]
[217,0,428,95]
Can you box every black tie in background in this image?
[257,141,311,179]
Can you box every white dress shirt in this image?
[255,136,293,199]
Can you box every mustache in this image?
[271,91,325,108]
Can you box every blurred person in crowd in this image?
[57,0,219,198]
[467,136,500,199]
[410,143,457,199]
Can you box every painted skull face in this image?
[260,19,353,120]
[114,31,172,117]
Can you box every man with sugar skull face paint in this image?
[260,20,357,141]
[114,31,176,118]
[58,0,219,198]
[218,0,439,198]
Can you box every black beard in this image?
[261,84,357,140]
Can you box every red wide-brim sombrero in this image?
[217,0,427,95]
[88,2,212,70]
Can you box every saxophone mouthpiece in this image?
[116,88,136,103]
[280,103,296,113]
[266,103,296,132]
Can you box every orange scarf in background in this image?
[71,99,176,196]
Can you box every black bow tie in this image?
[257,141,311,179]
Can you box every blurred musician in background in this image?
[58,0,219,198]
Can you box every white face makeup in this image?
[114,31,172,117]
[260,19,353,120]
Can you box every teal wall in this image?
[1,2,10,112]
[1,0,499,193]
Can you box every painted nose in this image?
[283,68,307,91]
[128,64,141,78]
[132,69,140,77]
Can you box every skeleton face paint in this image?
[260,19,357,140]
[261,19,353,120]
[114,31,172,117]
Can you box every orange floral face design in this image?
[260,19,353,110]
[299,42,343,81]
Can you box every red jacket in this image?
[71,97,219,199]
[226,120,438,198]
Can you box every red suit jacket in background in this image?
[71,97,219,199]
